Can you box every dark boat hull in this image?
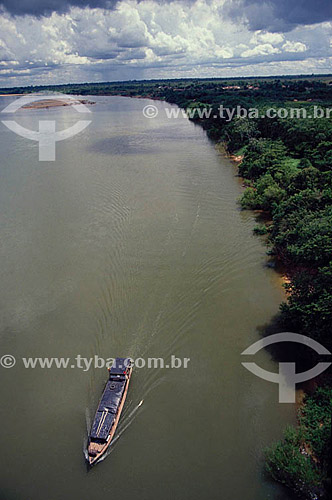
[87,358,132,465]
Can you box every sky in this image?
[0,0,331,86]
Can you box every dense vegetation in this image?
[265,387,332,499]
[2,76,331,498]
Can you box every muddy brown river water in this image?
[0,96,296,500]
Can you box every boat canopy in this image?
[109,357,132,376]
[90,411,116,441]
[89,358,131,441]
[90,380,126,440]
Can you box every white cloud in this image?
[250,31,284,45]
[282,40,307,52]
[241,43,281,57]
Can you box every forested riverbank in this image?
[2,77,331,498]
[153,78,332,500]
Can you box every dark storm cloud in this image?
[4,0,331,27]
[223,0,332,32]
[0,0,117,16]
[0,0,195,17]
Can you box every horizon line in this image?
[1,72,332,91]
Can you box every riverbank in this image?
[118,90,331,499]
[265,386,332,499]
[136,93,332,498]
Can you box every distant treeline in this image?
[1,74,332,103]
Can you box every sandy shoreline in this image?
[230,154,244,163]
[0,95,94,108]
[23,98,94,109]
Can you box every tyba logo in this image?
[241,332,331,403]
[1,93,91,161]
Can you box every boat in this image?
[87,357,133,465]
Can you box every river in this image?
[0,96,296,500]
